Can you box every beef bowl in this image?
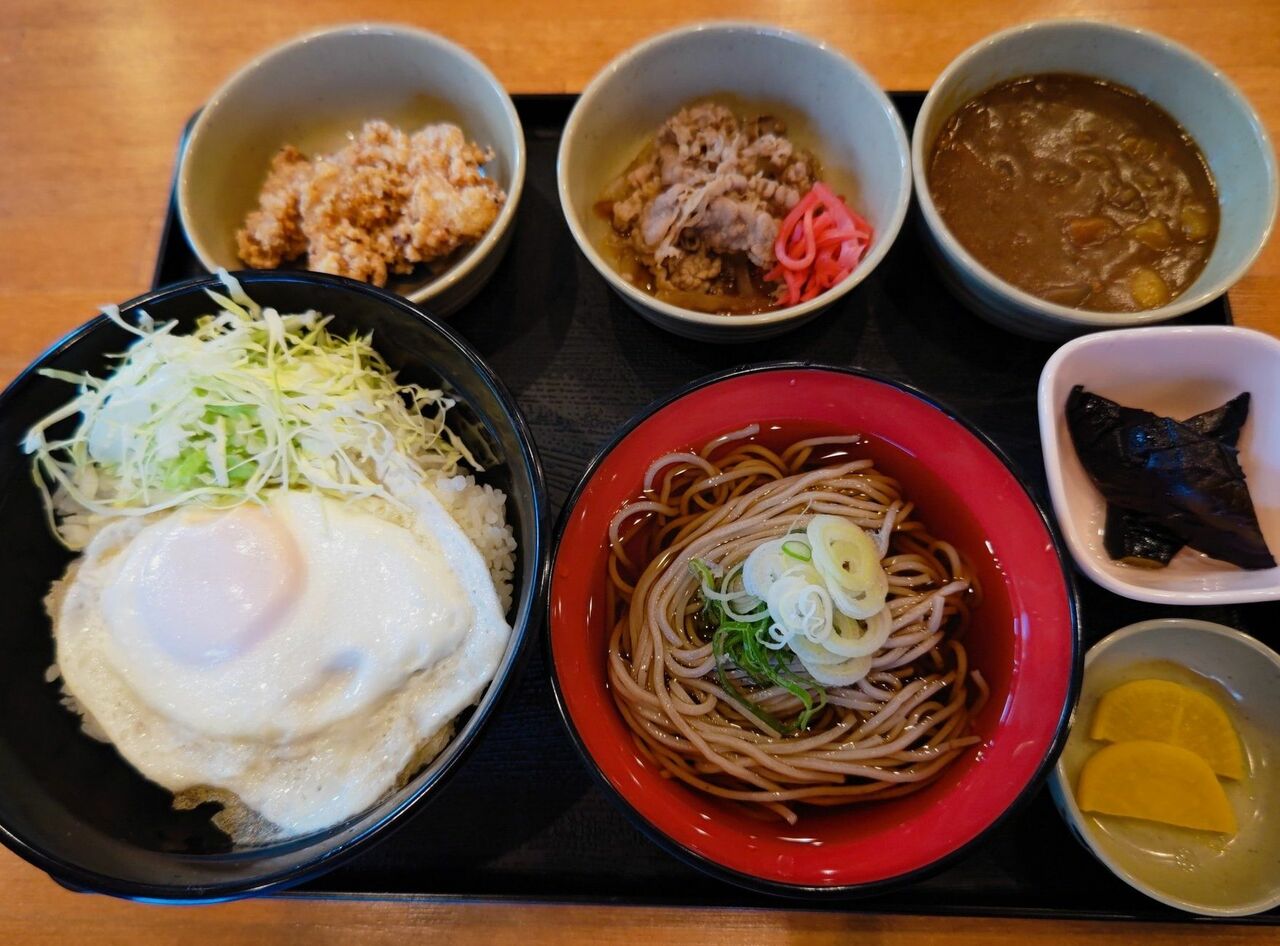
[558,23,911,343]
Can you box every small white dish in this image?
[177,23,525,317]
[1049,619,1280,917]
[1039,324,1280,604]
[912,19,1277,340]
[558,22,911,343]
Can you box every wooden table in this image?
[2,1,1277,942]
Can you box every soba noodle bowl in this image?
[606,425,987,824]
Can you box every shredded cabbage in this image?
[23,271,475,548]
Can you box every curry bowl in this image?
[0,272,545,900]
[548,364,1078,895]
[912,19,1277,340]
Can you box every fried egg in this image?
[50,477,511,838]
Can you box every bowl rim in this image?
[910,17,1279,329]
[1049,617,1280,917]
[175,22,527,309]
[556,20,912,330]
[0,270,549,901]
[1037,323,1280,604]
[546,360,1082,897]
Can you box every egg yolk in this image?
[127,505,303,665]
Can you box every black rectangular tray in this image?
[155,93,1279,924]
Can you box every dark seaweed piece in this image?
[1184,392,1252,447]
[1103,505,1183,567]
[1066,386,1275,570]
[1101,392,1254,566]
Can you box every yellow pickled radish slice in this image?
[1176,692,1245,780]
[1077,740,1236,834]
[1090,679,1244,779]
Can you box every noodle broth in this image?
[606,421,1017,823]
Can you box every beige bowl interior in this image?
[178,25,524,308]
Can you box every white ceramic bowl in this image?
[177,24,525,317]
[558,22,911,343]
[912,19,1277,340]
[1050,619,1280,917]
[1038,324,1280,604]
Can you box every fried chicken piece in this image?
[236,146,311,269]
[235,120,506,286]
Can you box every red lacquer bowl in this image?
[548,364,1079,896]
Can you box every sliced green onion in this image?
[781,539,812,562]
[693,554,828,734]
[162,448,208,492]
[713,627,787,735]
[22,270,471,548]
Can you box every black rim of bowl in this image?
[0,270,548,901]
[545,359,1083,899]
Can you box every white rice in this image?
[44,656,109,743]
[424,472,518,613]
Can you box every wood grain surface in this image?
[2,1,1278,943]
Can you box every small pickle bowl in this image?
[1049,619,1280,917]
[911,19,1277,340]
[1038,324,1280,605]
[558,22,911,343]
[177,24,526,317]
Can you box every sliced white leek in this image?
[787,628,849,666]
[807,514,889,619]
[796,652,873,687]
[765,573,832,644]
[824,607,893,658]
[742,538,792,598]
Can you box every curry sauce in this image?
[928,75,1219,313]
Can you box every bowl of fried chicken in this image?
[177,23,525,317]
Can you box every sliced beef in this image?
[602,102,816,296]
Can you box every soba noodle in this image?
[606,425,987,824]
